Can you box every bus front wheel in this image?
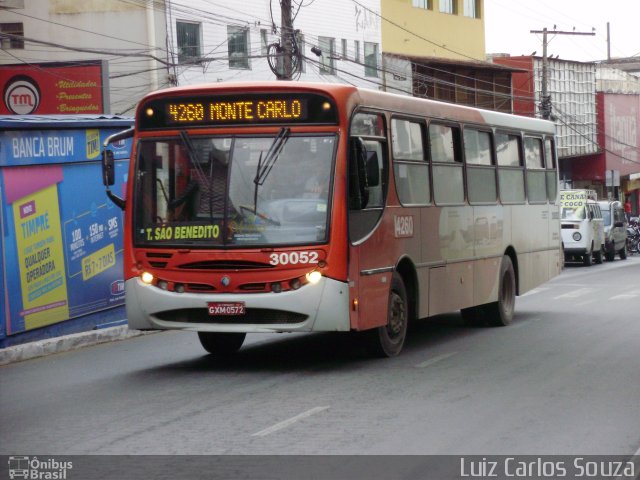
[198,332,246,355]
[366,273,408,357]
[486,255,516,327]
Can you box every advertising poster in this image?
[12,182,70,330]
[0,61,106,115]
[0,126,131,336]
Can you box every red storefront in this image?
[568,92,640,212]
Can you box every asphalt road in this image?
[1,256,639,457]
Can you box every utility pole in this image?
[606,22,611,61]
[530,28,596,120]
[280,0,293,80]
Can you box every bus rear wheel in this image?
[486,255,516,327]
[198,332,246,355]
[366,273,408,357]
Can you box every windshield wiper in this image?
[178,131,216,220]
[252,127,290,215]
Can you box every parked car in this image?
[597,200,628,260]
[560,189,605,266]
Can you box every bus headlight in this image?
[141,272,154,284]
[572,232,582,241]
[305,271,322,285]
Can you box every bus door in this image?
[347,117,390,331]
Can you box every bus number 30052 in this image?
[269,251,319,266]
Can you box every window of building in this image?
[354,40,360,63]
[228,26,250,69]
[0,23,24,49]
[364,42,379,77]
[463,0,479,18]
[176,21,201,64]
[412,0,432,9]
[392,119,430,205]
[439,0,457,14]
[318,36,336,74]
[341,39,348,58]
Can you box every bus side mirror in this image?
[101,127,133,211]
[349,138,370,210]
[102,149,115,186]
[366,151,380,187]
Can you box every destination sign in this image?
[138,92,337,129]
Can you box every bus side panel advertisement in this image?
[1,161,128,336]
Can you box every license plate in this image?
[207,302,246,316]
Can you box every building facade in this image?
[1,0,169,115]
[381,0,485,61]
[165,0,383,90]
[492,55,640,207]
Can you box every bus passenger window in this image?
[348,111,387,244]
[392,119,423,161]
[464,128,496,204]
[362,140,385,208]
[524,137,547,203]
[524,137,544,169]
[392,119,430,205]
[495,132,525,204]
[430,123,464,205]
[545,137,558,202]
[429,124,460,163]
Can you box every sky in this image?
[484,0,640,62]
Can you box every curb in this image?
[0,326,153,366]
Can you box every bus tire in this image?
[583,249,593,266]
[486,255,516,327]
[366,273,408,357]
[198,332,246,355]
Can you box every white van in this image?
[560,190,605,266]
[597,200,628,261]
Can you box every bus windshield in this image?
[135,133,336,247]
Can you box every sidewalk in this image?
[0,326,152,366]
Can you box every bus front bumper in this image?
[125,276,351,333]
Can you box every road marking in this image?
[251,406,330,437]
[553,287,593,300]
[610,293,637,300]
[415,351,458,369]
[522,287,549,297]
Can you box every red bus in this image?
[102,82,562,357]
